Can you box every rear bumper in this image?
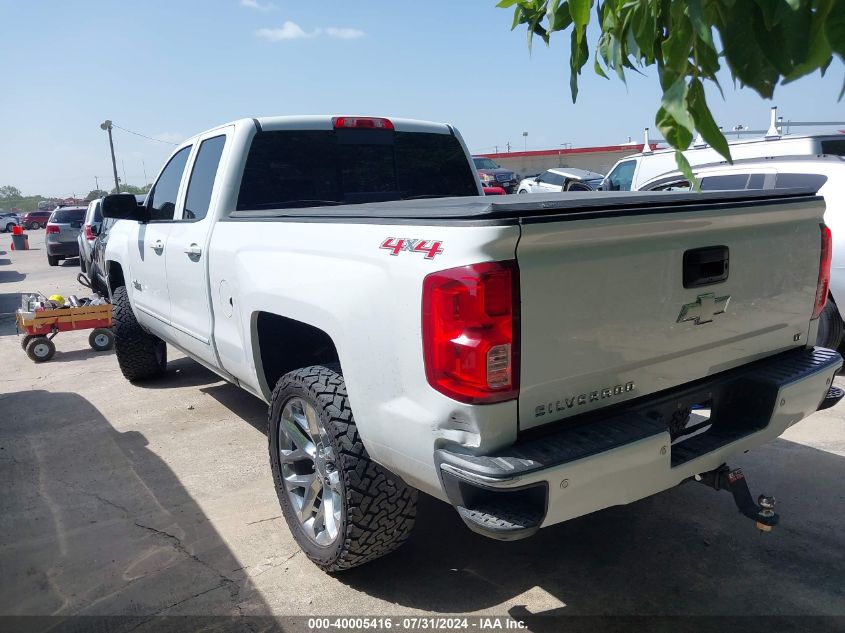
[435,347,842,540]
[47,241,80,257]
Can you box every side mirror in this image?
[102,194,148,222]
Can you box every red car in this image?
[482,186,506,195]
[19,211,53,230]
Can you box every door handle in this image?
[184,243,202,257]
[150,239,164,252]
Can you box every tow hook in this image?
[696,464,779,532]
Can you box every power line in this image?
[111,123,178,145]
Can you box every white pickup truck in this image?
[101,115,843,572]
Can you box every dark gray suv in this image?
[46,206,86,266]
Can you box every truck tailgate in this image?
[516,194,824,430]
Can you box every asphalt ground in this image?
[1,233,844,630]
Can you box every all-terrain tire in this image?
[268,365,417,572]
[112,285,167,381]
[47,255,59,266]
[817,298,844,350]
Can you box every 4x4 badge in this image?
[677,293,730,325]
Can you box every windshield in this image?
[237,130,478,210]
[473,157,500,170]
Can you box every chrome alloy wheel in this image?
[278,397,342,546]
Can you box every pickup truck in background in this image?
[101,115,843,572]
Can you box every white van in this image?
[603,133,845,192]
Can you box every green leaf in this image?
[656,106,694,151]
[570,0,591,42]
[828,0,845,58]
[674,151,700,192]
[570,26,590,101]
[687,78,732,162]
[662,2,694,75]
[661,77,695,134]
[716,0,780,97]
[496,0,519,7]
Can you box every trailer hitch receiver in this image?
[697,465,779,532]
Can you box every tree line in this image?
[0,184,151,212]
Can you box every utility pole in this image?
[100,120,120,192]
[94,176,99,191]
[506,141,511,153]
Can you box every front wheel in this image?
[47,255,59,266]
[518,189,528,194]
[5,223,14,233]
[26,337,55,362]
[31,221,40,230]
[268,365,417,572]
[112,285,167,380]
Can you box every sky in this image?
[1,0,843,198]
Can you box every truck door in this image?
[128,145,193,340]
[165,131,229,367]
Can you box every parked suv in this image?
[472,156,520,193]
[20,210,52,230]
[0,212,20,233]
[45,206,86,266]
[78,199,103,277]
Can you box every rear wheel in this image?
[26,337,55,362]
[268,365,417,571]
[89,328,115,351]
[816,299,844,350]
[47,255,59,266]
[31,221,40,230]
[112,285,167,381]
[5,223,14,233]
[20,335,37,350]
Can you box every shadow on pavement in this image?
[336,438,845,619]
[0,390,271,619]
[138,357,224,390]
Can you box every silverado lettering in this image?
[534,382,636,417]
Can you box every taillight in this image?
[332,116,394,130]
[46,224,59,234]
[85,225,95,240]
[813,224,832,319]
[422,260,519,404]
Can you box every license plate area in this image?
[630,375,777,467]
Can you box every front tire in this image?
[268,365,417,572]
[112,285,167,381]
[31,221,40,230]
[47,255,59,266]
[817,299,844,350]
[5,223,13,233]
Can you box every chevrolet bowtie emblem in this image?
[677,293,731,325]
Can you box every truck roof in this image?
[192,115,456,139]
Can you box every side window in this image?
[547,173,565,187]
[746,174,766,190]
[147,146,192,221]
[649,180,691,192]
[183,135,226,221]
[774,173,828,193]
[605,160,636,191]
[699,174,750,191]
[536,172,548,183]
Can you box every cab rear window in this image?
[236,129,478,210]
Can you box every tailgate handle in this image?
[683,246,729,288]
